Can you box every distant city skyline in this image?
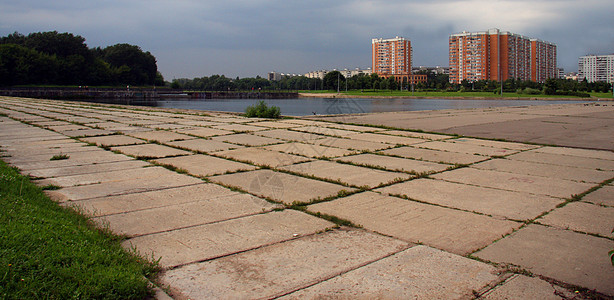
[1,0,612,80]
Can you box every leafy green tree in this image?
[543,78,557,95]
[99,43,158,85]
[323,71,345,91]
[0,44,59,86]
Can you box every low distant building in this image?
[412,66,449,75]
[578,54,614,83]
[564,72,579,81]
[558,68,565,79]
[304,68,372,80]
[268,72,283,81]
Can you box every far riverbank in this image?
[299,92,614,101]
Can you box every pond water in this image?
[77,97,593,116]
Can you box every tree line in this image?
[173,70,612,96]
[0,31,164,86]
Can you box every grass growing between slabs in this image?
[0,160,158,299]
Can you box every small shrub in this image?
[245,101,281,118]
[50,154,69,161]
[523,88,541,95]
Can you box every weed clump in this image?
[245,101,281,119]
[50,153,69,161]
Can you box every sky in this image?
[1,0,613,80]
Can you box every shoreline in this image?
[298,92,612,101]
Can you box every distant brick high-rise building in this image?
[449,28,556,84]
[372,36,426,84]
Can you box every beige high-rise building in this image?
[578,54,614,83]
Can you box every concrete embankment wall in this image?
[0,88,298,100]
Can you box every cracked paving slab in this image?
[209,169,355,205]
[308,191,521,255]
[375,178,563,221]
[474,224,614,296]
[122,209,335,268]
[282,245,502,299]
[161,228,410,299]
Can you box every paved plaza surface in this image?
[0,96,613,299]
[308,101,614,151]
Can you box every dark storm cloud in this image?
[1,0,612,78]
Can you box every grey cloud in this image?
[1,0,612,78]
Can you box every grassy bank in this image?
[0,160,158,299]
[300,90,613,99]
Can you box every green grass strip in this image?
[0,160,158,299]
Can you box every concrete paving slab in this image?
[95,193,279,237]
[508,150,614,171]
[111,144,191,158]
[35,166,178,187]
[321,123,386,132]
[381,130,452,140]
[248,120,302,129]
[278,119,326,126]
[433,167,595,198]
[154,154,257,177]
[79,135,146,147]
[0,137,84,150]
[282,245,501,299]
[3,145,98,158]
[0,133,68,144]
[310,136,394,151]
[481,274,575,299]
[280,160,411,188]
[534,146,614,161]
[261,142,356,158]
[380,146,489,165]
[162,229,409,299]
[26,160,150,178]
[537,202,614,237]
[255,129,326,142]
[472,158,614,183]
[416,140,520,157]
[375,178,563,221]
[347,132,428,145]
[175,127,232,137]
[292,126,358,137]
[86,122,147,132]
[173,120,221,127]
[66,183,248,216]
[452,137,539,150]
[337,153,450,174]
[47,124,90,131]
[213,147,311,167]
[126,119,164,126]
[46,173,203,202]
[211,123,268,132]
[140,123,191,130]
[308,192,520,255]
[125,130,194,143]
[474,224,614,296]
[210,133,282,146]
[61,128,114,137]
[166,139,243,153]
[582,185,614,207]
[122,209,335,268]
[210,169,355,204]
[7,150,133,170]
[29,120,72,126]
